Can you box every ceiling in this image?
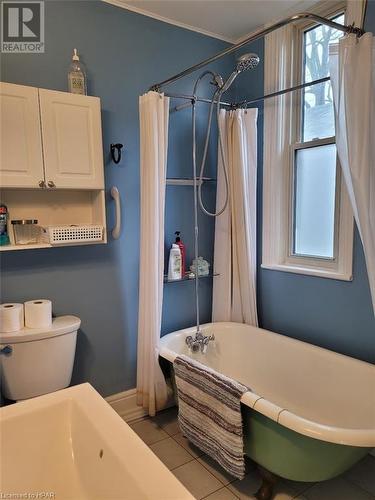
[105,0,321,42]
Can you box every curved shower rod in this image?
[149,12,364,92]
[170,75,331,112]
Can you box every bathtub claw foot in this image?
[255,466,278,500]
[254,482,273,500]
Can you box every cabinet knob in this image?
[39,180,46,188]
[47,181,56,188]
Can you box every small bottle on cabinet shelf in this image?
[68,48,87,95]
[0,205,10,246]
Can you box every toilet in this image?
[0,315,80,401]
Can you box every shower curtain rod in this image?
[168,75,331,112]
[150,12,364,92]
[166,92,232,111]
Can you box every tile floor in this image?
[129,406,375,500]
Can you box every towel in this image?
[174,354,248,479]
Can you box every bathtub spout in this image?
[186,337,200,352]
[185,332,215,353]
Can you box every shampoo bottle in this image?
[168,244,182,281]
[175,231,186,277]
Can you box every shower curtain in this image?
[137,91,169,416]
[329,33,375,314]
[212,108,258,325]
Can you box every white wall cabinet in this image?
[0,83,104,190]
[39,89,104,189]
[0,82,107,251]
[0,83,45,188]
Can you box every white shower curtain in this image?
[329,34,375,314]
[212,108,258,325]
[137,91,169,415]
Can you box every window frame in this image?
[262,1,354,281]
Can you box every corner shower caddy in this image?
[164,176,218,284]
[166,177,216,186]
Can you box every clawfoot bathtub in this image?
[159,322,375,495]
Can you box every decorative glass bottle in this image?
[68,48,87,95]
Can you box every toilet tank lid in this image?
[0,315,81,344]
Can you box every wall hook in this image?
[110,143,123,164]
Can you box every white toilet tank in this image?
[0,315,80,401]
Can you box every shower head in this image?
[212,73,224,88]
[236,52,260,72]
[220,52,260,94]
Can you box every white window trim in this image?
[262,1,354,281]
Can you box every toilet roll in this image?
[0,303,24,333]
[24,299,52,329]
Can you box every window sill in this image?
[261,263,353,281]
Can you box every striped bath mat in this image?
[174,354,248,479]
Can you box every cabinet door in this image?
[0,82,45,188]
[39,89,104,189]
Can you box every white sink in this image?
[0,383,194,499]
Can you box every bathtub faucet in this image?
[185,331,215,354]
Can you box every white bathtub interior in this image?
[0,383,193,500]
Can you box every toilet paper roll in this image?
[0,303,24,333]
[24,299,52,329]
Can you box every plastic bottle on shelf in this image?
[0,204,10,246]
[168,244,182,281]
[174,231,186,277]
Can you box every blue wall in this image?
[0,0,233,397]
[234,9,375,363]
[1,1,373,403]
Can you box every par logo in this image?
[1,1,45,53]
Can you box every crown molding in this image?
[102,0,236,44]
[102,1,340,52]
[233,0,326,44]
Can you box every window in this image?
[293,142,337,259]
[262,6,353,280]
[302,14,344,141]
[292,14,343,261]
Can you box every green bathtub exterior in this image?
[168,366,370,482]
[242,405,369,482]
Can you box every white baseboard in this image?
[106,388,148,423]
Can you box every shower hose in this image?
[191,71,230,335]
